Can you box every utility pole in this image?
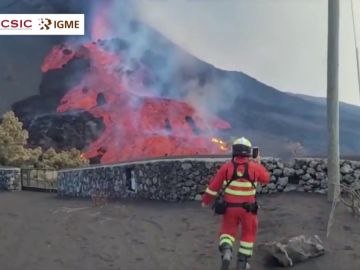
[327,0,341,202]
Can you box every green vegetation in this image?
[39,147,88,170]
[0,111,89,169]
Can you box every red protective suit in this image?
[202,157,270,257]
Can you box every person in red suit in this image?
[202,137,270,270]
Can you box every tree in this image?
[0,111,89,169]
[0,111,42,167]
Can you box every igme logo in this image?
[39,18,52,30]
[39,18,82,31]
[0,14,84,35]
[53,20,81,29]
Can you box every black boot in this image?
[237,253,250,269]
[219,243,232,270]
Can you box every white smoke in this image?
[86,0,242,136]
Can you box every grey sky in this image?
[135,0,360,105]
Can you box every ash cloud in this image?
[87,0,241,129]
[13,0,360,159]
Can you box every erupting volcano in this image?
[37,2,231,164]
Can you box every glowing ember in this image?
[40,10,231,164]
[211,137,229,152]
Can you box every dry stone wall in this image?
[57,157,360,201]
[0,167,21,191]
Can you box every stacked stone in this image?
[293,159,360,194]
[339,160,360,187]
[137,161,197,201]
[57,157,360,202]
[119,160,223,202]
[0,168,21,191]
[256,158,294,194]
[58,159,226,202]
[293,159,328,194]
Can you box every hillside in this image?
[1,1,360,161]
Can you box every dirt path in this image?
[0,191,359,270]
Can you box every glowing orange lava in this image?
[41,6,231,163]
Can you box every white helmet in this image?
[232,137,252,157]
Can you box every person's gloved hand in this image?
[254,151,261,163]
[201,202,207,208]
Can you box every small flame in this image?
[211,137,229,152]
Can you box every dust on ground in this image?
[0,191,359,270]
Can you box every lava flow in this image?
[41,15,231,163]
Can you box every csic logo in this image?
[39,18,52,30]
[0,19,32,29]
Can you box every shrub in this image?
[0,111,88,169]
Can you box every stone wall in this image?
[57,157,360,201]
[0,167,21,191]
[58,158,226,201]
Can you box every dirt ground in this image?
[0,191,359,270]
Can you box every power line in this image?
[350,0,359,42]
[350,0,360,93]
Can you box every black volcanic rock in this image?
[12,57,89,121]
[24,111,104,151]
[11,95,59,122]
[39,57,90,98]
